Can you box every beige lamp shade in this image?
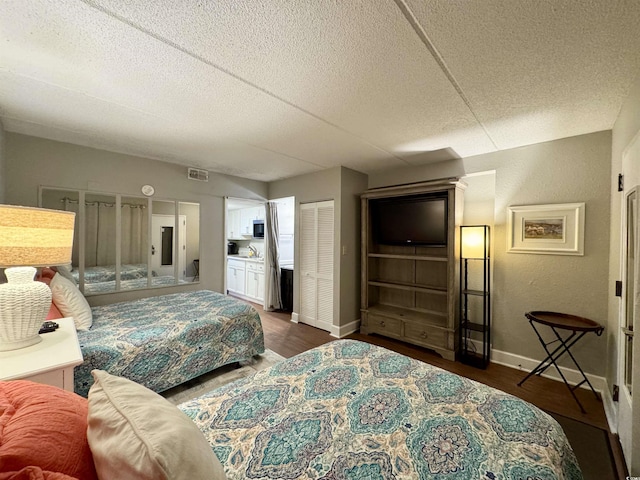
[0,205,76,267]
[461,226,488,259]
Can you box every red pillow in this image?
[45,302,64,320]
[0,467,78,480]
[35,274,63,320]
[39,267,57,281]
[0,381,97,480]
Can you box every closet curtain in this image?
[121,204,148,265]
[62,198,80,267]
[85,202,116,267]
[263,201,282,311]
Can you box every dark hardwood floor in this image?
[252,301,627,477]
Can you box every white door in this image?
[619,132,640,474]
[151,215,186,279]
[299,201,334,332]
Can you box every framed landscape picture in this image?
[507,203,585,255]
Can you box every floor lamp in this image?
[0,205,75,351]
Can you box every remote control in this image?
[42,321,59,330]
[39,326,57,334]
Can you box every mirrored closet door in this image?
[40,187,199,295]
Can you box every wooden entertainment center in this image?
[360,178,465,361]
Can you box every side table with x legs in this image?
[517,311,604,413]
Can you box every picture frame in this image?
[507,202,585,255]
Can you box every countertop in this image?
[227,255,264,263]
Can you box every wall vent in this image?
[187,167,209,182]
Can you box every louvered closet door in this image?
[299,201,334,331]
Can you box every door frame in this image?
[151,214,186,280]
[617,131,640,474]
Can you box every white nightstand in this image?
[0,317,83,391]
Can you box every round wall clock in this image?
[141,184,155,197]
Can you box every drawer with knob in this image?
[404,322,448,349]
[367,313,402,336]
[246,261,265,273]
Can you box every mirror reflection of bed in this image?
[39,188,200,294]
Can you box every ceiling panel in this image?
[1,0,639,181]
[0,0,406,179]
[57,0,496,156]
[405,0,640,149]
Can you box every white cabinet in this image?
[227,258,246,294]
[227,210,242,239]
[246,261,265,302]
[0,318,83,391]
[240,208,253,236]
[227,258,264,302]
[238,206,265,237]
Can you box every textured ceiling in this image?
[1,0,639,181]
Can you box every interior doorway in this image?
[151,214,186,280]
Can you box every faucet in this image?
[248,245,259,258]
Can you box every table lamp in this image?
[0,205,75,351]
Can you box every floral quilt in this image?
[83,274,188,294]
[71,263,150,284]
[179,340,582,480]
[74,290,264,397]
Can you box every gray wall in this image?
[269,166,367,331]
[269,167,341,327]
[370,131,612,376]
[340,167,368,329]
[0,121,5,203]
[4,129,614,378]
[5,132,267,305]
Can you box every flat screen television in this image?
[371,194,447,246]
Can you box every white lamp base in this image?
[0,266,50,352]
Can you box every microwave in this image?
[252,220,265,238]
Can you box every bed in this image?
[71,263,150,283]
[73,290,265,397]
[0,340,582,480]
[178,340,582,479]
[82,274,188,294]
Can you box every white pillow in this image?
[50,272,92,330]
[87,370,226,480]
[54,264,77,286]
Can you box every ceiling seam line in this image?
[79,0,412,166]
[0,111,326,173]
[393,0,499,150]
[2,70,329,171]
[6,71,169,121]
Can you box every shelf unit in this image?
[360,179,465,361]
[459,225,491,368]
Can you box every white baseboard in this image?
[487,344,607,393]
[331,319,361,338]
[601,387,618,433]
[469,340,618,431]
[291,312,299,323]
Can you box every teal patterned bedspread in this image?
[83,275,188,294]
[179,340,582,480]
[74,290,264,397]
[71,263,150,284]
